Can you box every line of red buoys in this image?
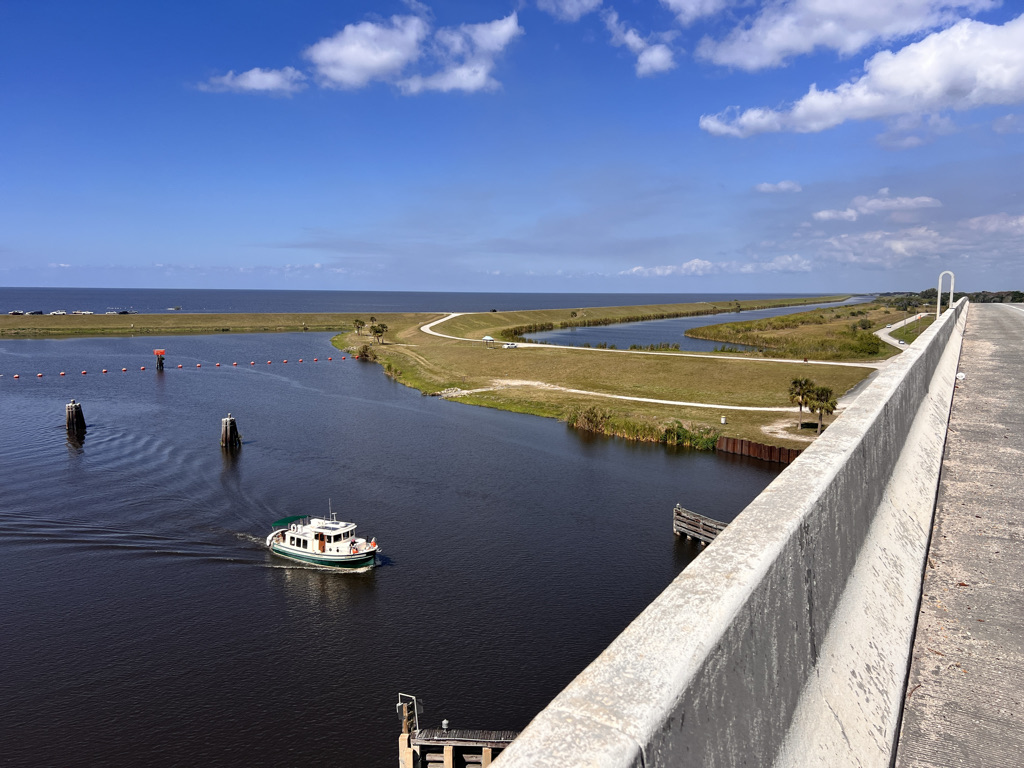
[5,353,353,380]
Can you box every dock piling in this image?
[220,413,241,449]
[66,399,86,434]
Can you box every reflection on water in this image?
[0,332,782,767]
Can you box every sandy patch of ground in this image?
[761,416,818,444]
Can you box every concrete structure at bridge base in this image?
[495,300,969,768]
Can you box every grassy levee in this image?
[0,312,373,337]
[438,295,850,343]
[684,301,915,361]
[333,306,874,449]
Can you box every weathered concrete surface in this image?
[494,302,968,768]
[894,304,1024,768]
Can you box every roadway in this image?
[895,303,1024,767]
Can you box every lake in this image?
[1,331,781,767]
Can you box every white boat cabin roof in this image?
[308,517,356,534]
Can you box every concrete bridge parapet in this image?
[495,299,969,768]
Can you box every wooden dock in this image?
[672,504,727,545]
[398,696,517,768]
[407,729,518,766]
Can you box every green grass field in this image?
[335,302,875,449]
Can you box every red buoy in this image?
[122,368,127,372]
[342,356,346,360]
[197,363,201,368]
[313,358,318,362]
[233,362,238,366]
[81,371,87,375]
[250,361,255,365]
[298,359,303,363]
[178,364,183,368]
[12,374,18,379]
[328,357,332,361]
[103,369,108,373]
[139,367,144,371]
[37,373,43,378]
[60,372,66,376]
[267,361,272,364]
[283,360,288,363]
[215,363,220,367]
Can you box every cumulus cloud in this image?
[537,0,603,22]
[199,66,307,94]
[204,8,520,96]
[660,0,734,27]
[700,14,1024,137]
[621,254,812,276]
[603,10,677,77]
[820,226,954,266]
[698,0,998,71]
[305,15,428,88]
[965,212,1024,234]
[400,13,523,93]
[756,180,802,193]
[993,113,1024,133]
[814,188,942,222]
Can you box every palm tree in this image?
[807,385,838,435]
[354,319,365,335]
[789,378,815,430]
[370,323,388,344]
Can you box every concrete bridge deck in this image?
[895,303,1024,767]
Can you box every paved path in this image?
[420,313,887,413]
[895,303,1024,767]
[875,312,929,348]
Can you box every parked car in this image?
[502,342,518,349]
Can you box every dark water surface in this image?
[1,333,781,767]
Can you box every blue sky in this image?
[2,0,1023,293]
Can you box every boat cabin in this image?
[275,516,358,554]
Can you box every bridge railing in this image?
[495,300,969,768]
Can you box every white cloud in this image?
[756,180,802,193]
[700,14,1024,137]
[603,10,677,77]
[814,208,860,222]
[814,188,942,222]
[993,113,1024,133]
[660,0,734,27]
[965,212,1024,234]
[622,259,716,276]
[698,0,998,71]
[305,15,428,88]
[400,13,523,93]
[199,66,307,94]
[621,254,812,276]
[537,0,603,22]
[738,254,812,273]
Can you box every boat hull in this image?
[269,543,376,569]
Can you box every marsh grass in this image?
[685,303,910,361]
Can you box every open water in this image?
[0,295,785,767]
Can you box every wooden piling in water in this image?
[220,413,241,449]
[66,399,86,433]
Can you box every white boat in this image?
[266,505,379,569]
